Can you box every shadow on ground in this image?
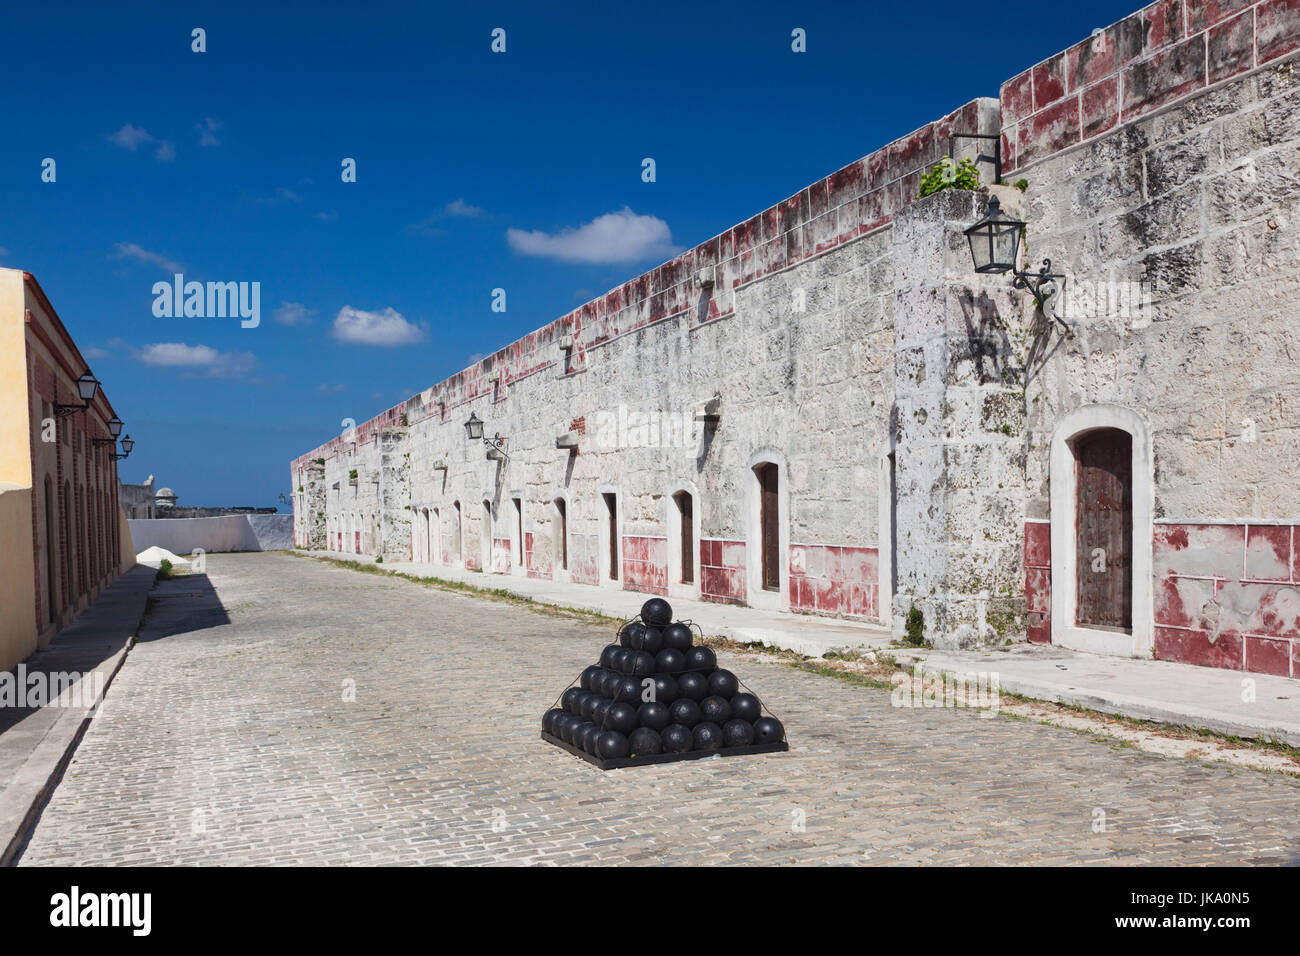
[135,573,232,642]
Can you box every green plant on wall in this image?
[348,468,358,480]
[918,156,980,198]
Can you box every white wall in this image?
[128,515,292,555]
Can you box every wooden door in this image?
[604,493,618,580]
[1075,429,1132,630]
[677,492,694,584]
[757,463,780,591]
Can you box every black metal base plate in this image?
[540,731,789,770]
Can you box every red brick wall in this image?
[1024,521,1052,644]
[700,539,746,605]
[789,544,880,620]
[1003,0,1300,172]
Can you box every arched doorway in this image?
[745,451,788,610]
[1050,405,1153,658]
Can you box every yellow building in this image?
[0,268,135,672]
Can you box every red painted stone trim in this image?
[699,538,746,606]
[1002,0,1300,172]
[1153,522,1298,676]
[1024,521,1052,644]
[621,535,667,595]
[788,543,880,621]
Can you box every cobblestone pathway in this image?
[17,553,1300,865]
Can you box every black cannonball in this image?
[655,648,686,674]
[599,671,623,698]
[556,713,580,743]
[639,627,664,655]
[600,644,622,669]
[606,702,638,735]
[641,597,673,627]
[730,693,761,723]
[708,669,739,699]
[661,724,693,753]
[575,722,599,751]
[685,646,717,672]
[628,650,656,676]
[591,698,613,725]
[722,719,754,747]
[619,621,646,649]
[580,693,601,721]
[753,716,785,745]
[611,648,631,673]
[595,731,630,760]
[580,665,602,691]
[668,697,701,727]
[651,673,679,705]
[628,727,663,757]
[662,622,693,652]
[542,708,564,735]
[677,671,709,701]
[561,688,584,715]
[611,676,638,705]
[638,701,670,732]
[700,695,732,725]
[581,724,602,754]
[692,721,723,751]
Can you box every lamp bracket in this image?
[1012,258,1072,335]
[483,434,510,461]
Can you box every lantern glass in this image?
[120,435,134,456]
[464,412,484,441]
[108,417,124,438]
[964,196,1023,274]
[77,371,101,404]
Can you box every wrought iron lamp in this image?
[112,435,134,461]
[464,411,508,460]
[54,370,101,418]
[92,416,125,448]
[964,196,1070,333]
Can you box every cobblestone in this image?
[17,553,1300,865]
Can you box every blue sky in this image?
[2,0,1139,507]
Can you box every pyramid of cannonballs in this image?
[541,597,788,769]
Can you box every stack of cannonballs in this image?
[541,597,787,769]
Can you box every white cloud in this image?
[445,198,484,218]
[259,186,302,205]
[111,242,183,273]
[109,123,153,150]
[138,343,219,366]
[316,383,346,394]
[136,342,257,379]
[82,345,111,360]
[506,207,680,263]
[196,117,221,147]
[407,198,486,237]
[108,124,174,162]
[331,306,427,347]
[315,210,338,222]
[272,302,314,326]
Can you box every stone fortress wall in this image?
[293,0,1300,678]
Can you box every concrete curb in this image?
[904,656,1300,749]
[0,564,157,866]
